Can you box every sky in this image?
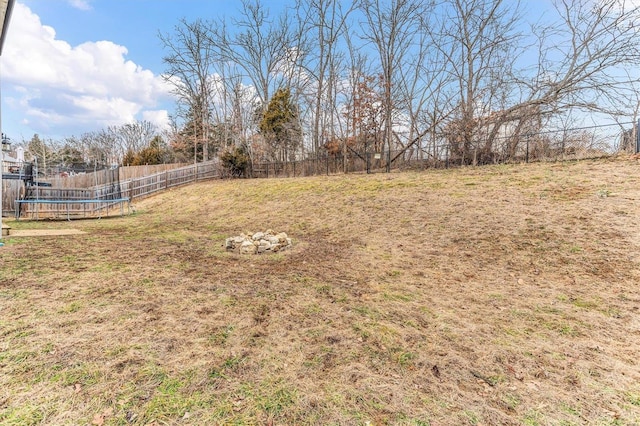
[1,0,638,145]
[0,0,285,143]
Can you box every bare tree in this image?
[525,0,640,114]
[112,121,158,163]
[392,8,455,164]
[297,0,355,154]
[359,0,426,170]
[440,0,640,162]
[210,0,295,108]
[433,0,524,164]
[159,18,215,162]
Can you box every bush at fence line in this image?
[220,146,250,178]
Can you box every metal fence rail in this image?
[15,198,130,221]
[13,160,219,219]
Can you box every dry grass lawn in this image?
[1,157,640,425]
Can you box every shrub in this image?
[220,146,250,178]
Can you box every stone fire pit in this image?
[225,230,292,254]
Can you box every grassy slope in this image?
[1,158,640,425]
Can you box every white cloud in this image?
[141,110,171,132]
[67,0,92,11]
[1,3,172,136]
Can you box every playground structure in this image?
[2,160,50,186]
[6,160,219,220]
[3,161,129,221]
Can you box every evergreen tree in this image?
[258,88,301,161]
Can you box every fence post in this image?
[526,135,530,163]
[636,119,640,154]
[444,144,449,169]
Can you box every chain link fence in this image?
[249,121,633,178]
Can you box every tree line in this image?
[16,0,640,176]
[21,121,183,175]
[160,0,640,171]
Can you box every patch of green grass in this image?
[239,380,297,416]
[0,404,46,426]
[208,325,234,346]
[604,307,622,318]
[463,409,480,425]
[141,377,203,422]
[222,354,244,370]
[209,354,245,379]
[395,351,416,368]
[59,301,82,314]
[0,258,31,276]
[0,237,27,245]
[503,393,520,411]
[352,305,380,319]
[51,363,102,387]
[305,303,323,315]
[572,298,599,309]
[219,294,238,306]
[160,230,192,244]
[42,342,55,354]
[0,289,28,299]
[628,391,640,406]
[0,350,37,364]
[260,386,296,415]
[383,292,412,302]
[560,402,581,416]
[558,324,579,336]
[522,409,544,425]
[13,329,35,339]
[315,283,331,294]
[538,315,580,337]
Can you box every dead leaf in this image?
[91,408,115,425]
[91,414,104,426]
[74,383,82,393]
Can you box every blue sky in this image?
[1,0,638,144]
[0,0,289,142]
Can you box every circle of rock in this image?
[225,230,292,254]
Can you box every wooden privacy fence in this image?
[42,163,190,188]
[2,179,24,216]
[120,161,218,200]
[13,161,219,220]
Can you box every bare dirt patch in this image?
[1,157,640,425]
